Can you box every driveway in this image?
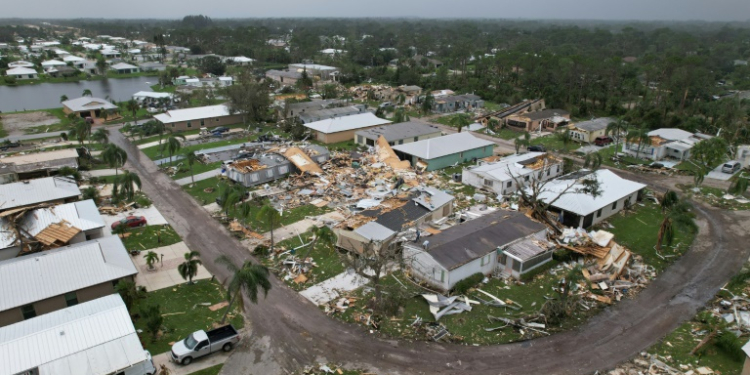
[108,127,750,375]
[100,205,169,235]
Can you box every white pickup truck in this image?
[170,325,240,365]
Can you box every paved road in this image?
[109,128,750,375]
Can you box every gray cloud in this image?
[4,0,749,21]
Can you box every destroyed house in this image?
[355,122,442,147]
[0,236,137,327]
[336,188,454,254]
[431,94,484,113]
[403,211,550,291]
[462,152,562,196]
[535,169,646,228]
[505,109,570,132]
[475,98,545,126]
[0,177,81,213]
[225,154,292,188]
[392,132,495,171]
[0,148,80,184]
[0,199,106,261]
[299,105,366,124]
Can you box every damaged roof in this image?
[536,169,646,216]
[421,211,546,270]
[0,177,80,211]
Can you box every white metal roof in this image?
[154,104,231,124]
[354,221,396,241]
[62,97,117,112]
[6,67,38,76]
[0,177,80,211]
[413,187,454,212]
[0,199,105,249]
[109,62,138,70]
[392,132,495,160]
[303,112,391,134]
[133,91,173,99]
[648,128,694,141]
[467,152,548,182]
[228,56,254,63]
[63,55,85,62]
[536,169,646,217]
[0,294,147,375]
[8,61,34,68]
[41,59,66,67]
[289,63,338,71]
[0,235,137,311]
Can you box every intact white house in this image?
[535,169,646,228]
[404,211,552,290]
[623,128,713,161]
[5,67,39,80]
[462,152,563,196]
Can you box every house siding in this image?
[164,114,243,132]
[569,127,606,144]
[226,163,292,188]
[557,190,640,228]
[411,145,494,171]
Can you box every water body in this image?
[0,76,158,112]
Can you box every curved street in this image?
[109,128,750,375]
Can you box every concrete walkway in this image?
[132,241,213,291]
[176,169,222,186]
[153,350,230,375]
[299,269,369,305]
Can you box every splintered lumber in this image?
[558,243,610,259]
[476,289,506,306]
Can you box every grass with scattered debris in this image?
[264,230,347,292]
[528,132,581,153]
[187,364,224,375]
[337,269,604,345]
[132,279,245,355]
[678,184,750,211]
[120,225,182,251]
[168,161,222,181]
[596,199,695,273]
[483,127,523,140]
[591,144,652,169]
[315,139,362,152]
[183,177,224,205]
[431,113,465,127]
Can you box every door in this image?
[194,340,210,357]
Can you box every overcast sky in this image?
[4,0,750,21]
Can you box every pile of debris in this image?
[606,352,716,375]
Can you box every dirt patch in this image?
[2,112,61,136]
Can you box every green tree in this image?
[626,128,651,159]
[555,129,573,152]
[60,94,68,103]
[115,280,146,311]
[116,171,142,201]
[101,144,127,176]
[421,93,434,115]
[448,113,471,133]
[215,256,271,324]
[392,108,410,123]
[184,151,199,187]
[141,304,164,342]
[82,186,100,204]
[144,251,159,270]
[224,70,271,126]
[257,205,281,251]
[163,134,185,165]
[82,88,93,97]
[606,118,629,156]
[656,191,697,252]
[514,132,531,154]
[91,128,109,145]
[322,84,338,99]
[729,173,750,196]
[68,120,92,147]
[126,99,140,123]
[540,265,584,323]
[177,251,202,284]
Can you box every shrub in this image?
[140,304,164,342]
[452,272,485,295]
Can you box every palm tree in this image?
[126,99,140,124]
[144,251,159,270]
[257,205,281,251]
[116,171,142,201]
[163,134,186,165]
[184,151,199,186]
[421,93,434,115]
[82,89,93,97]
[215,255,271,324]
[91,128,109,145]
[656,191,698,252]
[239,202,253,226]
[68,120,92,147]
[626,128,651,159]
[178,251,202,284]
[60,94,68,103]
[514,132,531,154]
[606,118,629,157]
[449,113,472,133]
[102,144,127,176]
[555,129,573,152]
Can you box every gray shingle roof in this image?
[355,122,442,142]
[574,117,614,132]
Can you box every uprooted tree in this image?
[339,238,405,316]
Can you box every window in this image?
[597,209,602,218]
[171,124,175,128]
[524,175,530,181]
[21,304,36,320]
[440,270,445,282]
[547,169,550,176]
[357,135,363,144]
[556,165,560,173]
[483,179,494,187]
[279,166,289,174]
[215,118,219,122]
[612,201,617,210]
[200,119,205,126]
[506,181,512,188]
[414,137,418,142]
[266,169,274,178]
[64,292,78,307]
[186,121,191,128]
[459,152,464,159]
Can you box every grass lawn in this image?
[265,230,347,291]
[590,144,651,169]
[431,113,464,127]
[314,139,362,152]
[596,199,694,273]
[188,365,223,375]
[529,133,581,153]
[337,269,603,345]
[132,279,245,355]
[183,177,224,205]
[168,161,222,181]
[121,225,182,251]
[484,127,523,140]
[0,120,7,138]
[141,137,252,160]
[483,101,507,111]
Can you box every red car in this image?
[594,136,613,146]
[111,216,147,229]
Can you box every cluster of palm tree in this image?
[656,191,698,253]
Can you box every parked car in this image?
[171,325,240,365]
[213,126,230,133]
[527,144,546,152]
[111,216,147,229]
[594,136,613,146]
[722,161,741,174]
